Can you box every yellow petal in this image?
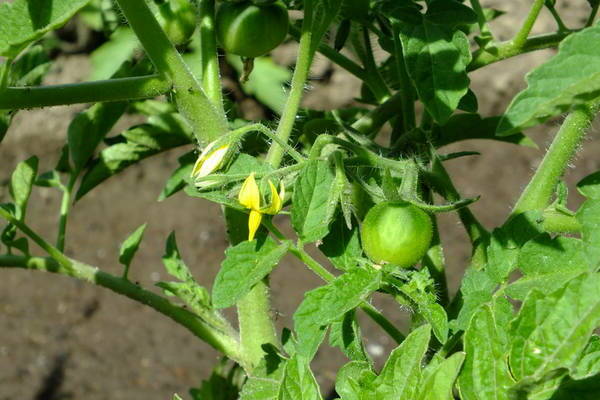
[239,173,261,210]
[191,144,229,178]
[262,180,283,215]
[248,209,262,241]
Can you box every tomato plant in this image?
[361,201,432,267]
[216,0,289,58]
[2,0,600,399]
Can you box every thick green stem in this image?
[511,103,600,217]
[197,0,224,108]
[115,0,228,144]
[0,254,245,366]
[512,0,546,49]
[266,21,314,167]
[468,32,572,72]
[0,75,170,110]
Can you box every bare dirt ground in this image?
[1,2,600,399]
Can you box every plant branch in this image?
[265,21,314,168]
[115,0,228,144]
[469,32,572,71]
[0,75,170,110]
[197,0,224,108]
[512,0,546,49]
[391,22,416,134]
[56,174,77,252]
[511,102,600,217]
[0,254,245,366]
[586,1,600,27]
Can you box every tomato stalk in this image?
[510,102,600,217]
[114,0,228,145]
[197,0,226,109]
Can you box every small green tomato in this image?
[360,201,433,267]
[216,0,289,58]
[156,0,197,45]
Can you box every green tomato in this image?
[157,0,197,45]
[360,201,433,267]
[216,1,289,58]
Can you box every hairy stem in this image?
[0,254,245,366]
[511,102,600,217]
[115,0,228,144]
[512,0,546,49]
[0,75,170,110]
[468,31,573,71]
[265,23,313,167]
[392,22,416,134]
[197,0,225,109]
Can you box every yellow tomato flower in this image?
[191,141,230,179]
[238,173,285,241]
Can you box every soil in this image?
[1,1,599,399]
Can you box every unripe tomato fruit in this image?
[216,1,289,58]
[360,201,433,267]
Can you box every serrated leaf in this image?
[0,0,91,58]
[240,352,287,400]
[506,235,590,300]
[497,24,600,135]
[396,8,471,123]
[329,310,369,362]
[577,199,600,268]
[305,0,344,56]
[294,268,381,360]
[458,305,514,400]
[577,170,600,199]
[509,273,600,382]
[335,361,377,400]
[279,357,322,400]
[10,155,38,221]
[374,324,431,400]
[156,281,211,316]
[452,269,496,331]
[68,102,128,172]
[118,223,147,268]
[292,160,337,243]
[417,352,465,400]
[190,360,243,400]
[320,214,363,271]
[162,232,193,282]
[212,238,290,309]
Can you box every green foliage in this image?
[3,0,600,398]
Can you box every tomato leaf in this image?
[293,268,381,360]
[416,352,465,400]
[497,24,600,135]
[240,351,287,400]
[118,223,147,269]
[509,273,600,382]
[0,0,91,58]
[329,310,370,363]
[292,160,337,243]
[90,27,138,81]
[572,335,600,380]
[577,199,600,269]
[212,238,291,309]
[458,304,515,400]
[162,232,194,282]
[577,170,600,200]
[393,7,471,124]
[506,234,590,300]
[319,214,363,271]
[335,361,377,400]
[279,356,322,400]
[373,324,431,400]
[10,155,38,221]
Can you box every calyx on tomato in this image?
[216,0,289,58]
[360,201,433,267]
